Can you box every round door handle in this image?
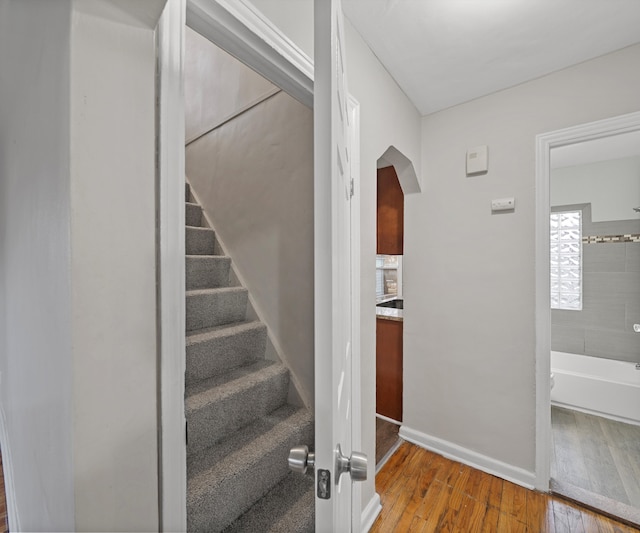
[288,445,315,474]
[349,451,368,482]
[336,444,368,483]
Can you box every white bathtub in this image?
[551,351,640,425]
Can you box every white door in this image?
[313,0,364,531]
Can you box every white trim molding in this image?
[399,425,536,490]
[348,95,364,532]
[186,0,313,108]
[157,0,187,530]
[361,493,382,533]
[534,110,640,492]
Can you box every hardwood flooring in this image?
[376,416,401,465]
[551,406,640,525]
[0,450,7,533]
[370,441,640,533]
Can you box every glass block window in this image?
[550,210,582,310]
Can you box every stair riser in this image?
[186,203,203,227]
[223,473,314,533]
[187,369,290,455]
[187,419,314,532]
[186,290,248,331]
[186,227,216,255]
[186,326,266,385]
[186,257,231,291]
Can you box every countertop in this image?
[376,299,403,322]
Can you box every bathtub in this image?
[551,351,640,426]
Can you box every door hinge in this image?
[350,178,354,198]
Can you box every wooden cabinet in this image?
[376,317,403,422]
[377,166,404,255]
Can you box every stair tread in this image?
[185,359,285,406]
[186,201,200,207]
[187,405,312,489]
[186,225,213,231]
[222,472,314,533]
[185,254,229,260]
[186,320,265,345]
[187,405,313,532]
[186,286,246,297]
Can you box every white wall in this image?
[0,1,75,530]
[551,156,640,222]
[70,2,160,530]
[406,43,640,479]
[0,1,165,530]
[185,26,277,142]
[184,33,315,404]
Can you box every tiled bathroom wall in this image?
[551,203,640,363]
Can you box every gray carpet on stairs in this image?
[186,255,231,290]
[187,406,314,532]
[185,321,267,385]
[186,287,249,331]
[184,181,314,532]
[223,472,315,533]
[186,226,216,255]
[186,360,290,454]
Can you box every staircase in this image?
[184,181,315,532]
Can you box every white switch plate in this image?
[467,145,488,175]
[491,197,515,212]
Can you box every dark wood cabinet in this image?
[377,166,404,255]
[376,317,403,422]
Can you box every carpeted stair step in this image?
[186,321,267,385]
[186,255,231,291]
[185,182,191,202]
[223,472,314,533]
[186,287,248,331]
[186,202,204,227]
[186,360,290,455]
[186,226,216,255]
[187,405,314,533]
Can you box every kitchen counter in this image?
[376,306,403,322]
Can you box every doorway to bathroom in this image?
[536,112,640,527]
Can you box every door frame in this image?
[157,1,363,529]
[534,110,640,491]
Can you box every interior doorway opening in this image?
[548,132,640,525]
[535,111,640,528]
[373,146,420,472]
[375,162,404,470]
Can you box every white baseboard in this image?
[361,492,381,532]
[0,404,20,532]
[399,425,536,490]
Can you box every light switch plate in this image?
[491,197,515,212]
[467,145,488,175]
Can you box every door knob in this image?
[335,444,367,483]
[288,445,315,474]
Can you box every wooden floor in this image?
[370,441,640,533]
[0,450,8,533]
[551,407,640,508]
[376,416,400,465]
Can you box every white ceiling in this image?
[343,0,640,116]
